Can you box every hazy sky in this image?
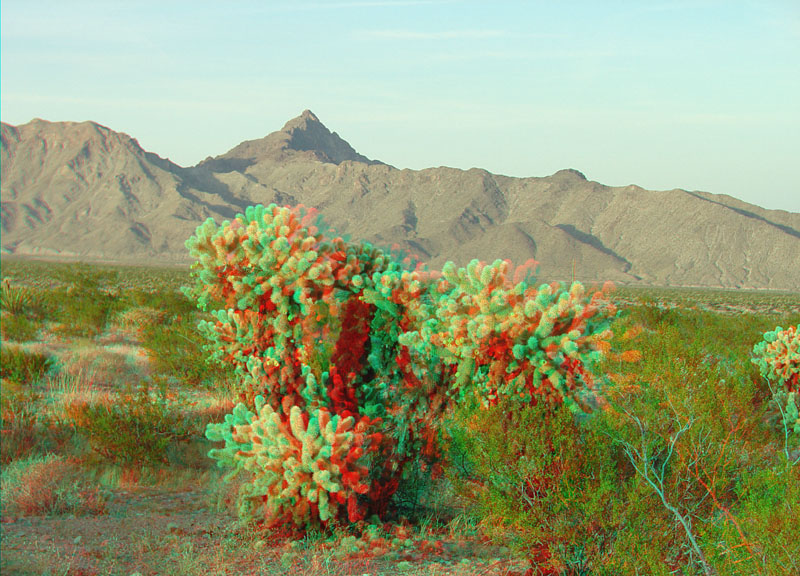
[2,0,798,212]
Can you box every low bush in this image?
[126,286,197,316]
[111,306,167,332]
[729,464,800,574]
[448,396,625,574]
[39,263,129,337]
[1,312,42,341]
[0,453,107,517]
[53,344,147,391]
[140,313,235,388]
[593,309,795,575]
[0,346,53,385]
[1,382,77,464]
[441,305,800,575]
[71,380,196,465]
[45,289,119,338]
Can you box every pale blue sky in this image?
[2,0,798,211]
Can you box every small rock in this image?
[73,536,82,545]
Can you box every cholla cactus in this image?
[184,204,396,413]
[753,325,800,437]
[752,325,800,393]
[389,258,616,413]
[185,204,618,530]
[206,395,380,528]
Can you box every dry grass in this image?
[53,344,150,390]
[111,306,167,330]
[0,453,107,518]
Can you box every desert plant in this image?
[448,395,624,575]
[140,313,235,388]
[1,312,42,341]
[184,204,618,531]
[42,263,129,337]
[752,325,800,465]
[1,380,78,464]
[0,345,53,385]
[53,343,148,392]
[729,464,800,574]
[207,397,377,528]
[0,453,107,517]
[72,380,195,465]
[751,324,799,393]
[112,305,167,332]
[0,279,31,314]
[591,310,794,576]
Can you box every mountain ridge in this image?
[2,112,799,289]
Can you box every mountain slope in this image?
[2,113,798,289]
[0,119,248,261]
[196,110,381,173]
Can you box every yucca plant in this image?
[1,280,30,315]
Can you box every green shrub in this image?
[41,264,129,337]
[140,314,235,388]
[1,312,41,342]
[111,306,167,332]
[0,346,53,385]
[0,382,76,464]
[73,381,195,465]
[728,465,800,574]
[448,396,624,573]
[594,310,786,575]
[0,453,107,517]
[45,289,117,337]
[444,304,799,575]
[126,287,197,316]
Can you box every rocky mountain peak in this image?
[200,110,380,170]
[281,109,322,131]
[279,110,377,165]
[553,168,587,181]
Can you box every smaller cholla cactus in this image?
[753,325,800,436]
[206,395,381,529]
[752,325,800,393]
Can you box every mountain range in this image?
[2,110,799,289]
